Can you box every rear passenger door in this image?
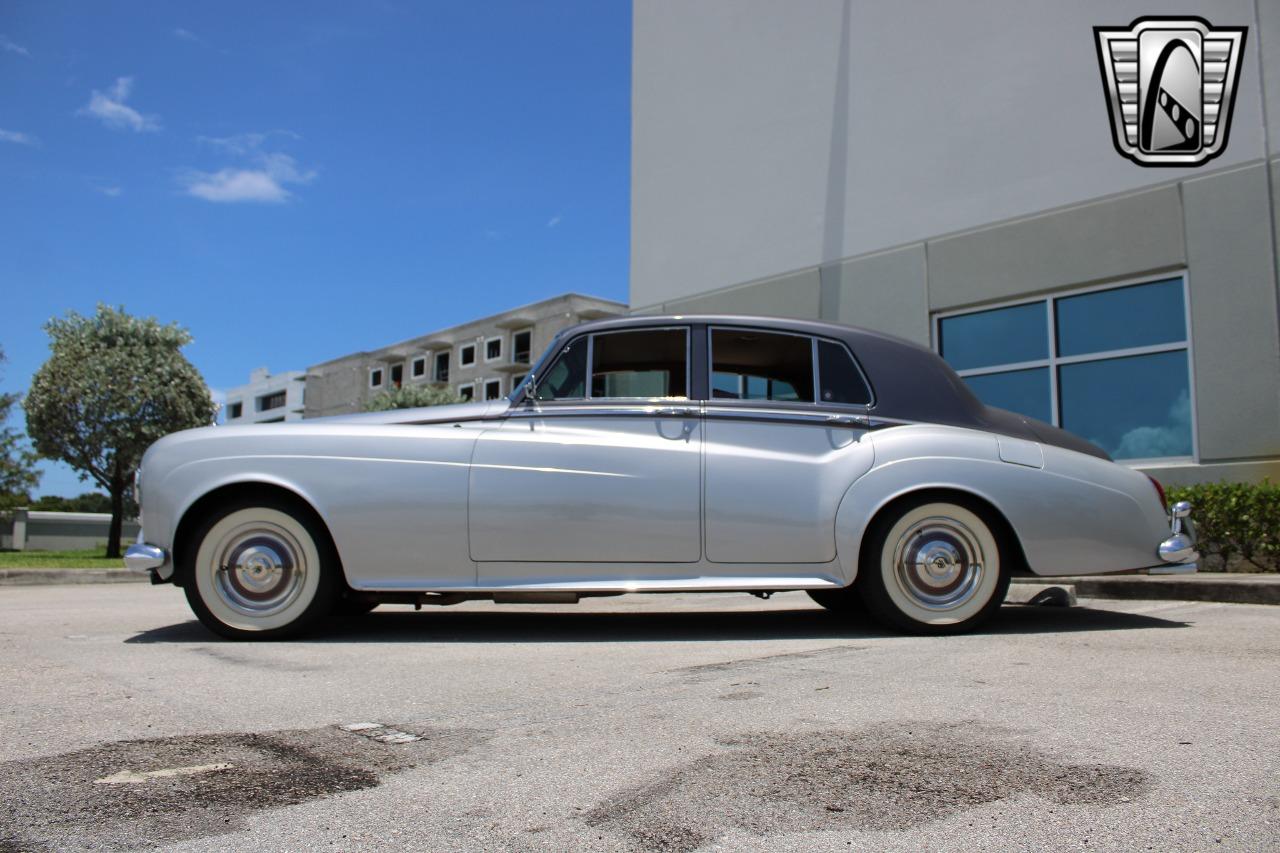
[702,328,876,564]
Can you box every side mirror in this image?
[521,373,538,404]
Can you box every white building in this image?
[630,1,1280,486]
[223,367,306,424]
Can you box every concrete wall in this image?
[0,510,141,552]
[632,0,1273,308]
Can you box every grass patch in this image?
[0,549,125,569]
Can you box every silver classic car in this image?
[126,315,1198,638]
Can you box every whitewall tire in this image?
[183,500,338,640]
[857,497,1010,633]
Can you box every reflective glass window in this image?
[1056,278,1186,357]
[938,302,1047,371]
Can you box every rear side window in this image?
[817,340,872,405]
[711,330,814,402]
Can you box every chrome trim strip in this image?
[508,403,699,419]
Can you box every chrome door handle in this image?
[826,413,869,428]
[655,405,697,417]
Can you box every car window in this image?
[590,328,688,399]
[817,340,872,405]
[711,329,814,402]
[534,337,588,400]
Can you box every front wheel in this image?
[182,499,339,640]
[856,497,1010,634]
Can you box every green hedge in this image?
[1166,480,1280,573]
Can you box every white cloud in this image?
[95,185,123,197]
[1096,389,1194,460]
[197,130,299,156]
[546,214,562,228]
[173,28,201,42]
[79,77,160,132]
[180,152,316,203]
[0,35,30,57]
[0,129,37,146]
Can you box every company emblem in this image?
[1094,17,1247,166]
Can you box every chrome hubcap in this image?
[212,523,307,617]
[892,517,984,610]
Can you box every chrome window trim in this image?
[930,272,1196,464]
[508,401,700,419]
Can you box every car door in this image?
[702,327,876,564]
[468,326,702,573]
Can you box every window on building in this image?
[460,344,476,367]
[512,329,533,364]
[936,276,1192,461]
[370,368,383,388]
[484,379,502,400]
[227,401,243,419]
[434,351,450,382]
[258,391,287,411]
[485,336,503,362]
[412,357,426,378]
[712,329,813,402]
[511,373,527,392]
[458,383,475,401]
[389,363,403,389]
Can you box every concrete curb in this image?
[1012,573,1280,606]
[0,568,147,586]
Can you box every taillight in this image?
[1146,474,1167,511]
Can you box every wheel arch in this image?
[835,475,1032,586]
[171,480,344,589]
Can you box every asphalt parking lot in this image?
[0,585,1276,852]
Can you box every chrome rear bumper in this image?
[1154,500,1198,573]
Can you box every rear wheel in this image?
[856,497,1010,634]
[182,499,339,640]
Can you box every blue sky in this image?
[0,1,632,496]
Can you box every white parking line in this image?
[94,763,234,784]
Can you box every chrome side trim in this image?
[507,403,699,419]
[124,543,167,574]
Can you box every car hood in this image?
[309,398,510,425]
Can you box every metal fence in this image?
[0,509,141,552]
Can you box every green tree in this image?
[364,383,464,411]
[24,305,217,557]
[0,345,41,511]
[30,492,117,514]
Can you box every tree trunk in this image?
[106,477,125,559]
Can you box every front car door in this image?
[468,325,702,575]
[702,327,876,564]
